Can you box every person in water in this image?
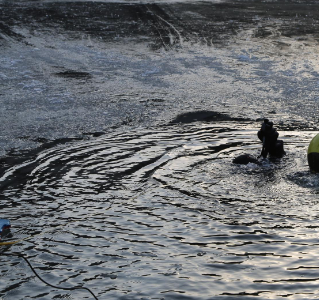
[257,119,285,158]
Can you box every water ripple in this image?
[1,122,318,300]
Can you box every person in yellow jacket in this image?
[308,133,319,172]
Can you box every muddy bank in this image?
[170,110,252,123]
[1,1,319,49]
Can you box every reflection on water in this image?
[1,122,319,299]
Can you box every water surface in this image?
[1,0,319,299]
[1,121,319,299]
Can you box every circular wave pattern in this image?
[1,122,319,300]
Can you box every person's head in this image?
[264,119,269,124]
[264,121,273,132]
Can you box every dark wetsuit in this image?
[258,120,285,158]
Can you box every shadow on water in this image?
[287,171,319,192]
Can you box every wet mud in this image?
[170,110,251,123]
[1,1,319,49]
[54,69,92,79]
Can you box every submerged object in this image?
[270,140,286,158]
[308,133,319,172]
[232,154,260,165]
[0,219,11,240]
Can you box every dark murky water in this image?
[2,0,319,299]
[1,122,319,300]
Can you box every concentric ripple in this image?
[1,122,319,300]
